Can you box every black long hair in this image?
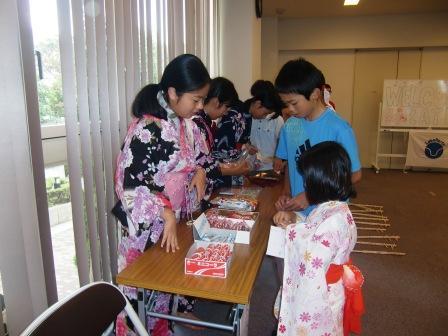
[275,58,325,100]
[244,80,284,119]
[297,141,356,205]
[204,77,239,106]
[131,54,210,119]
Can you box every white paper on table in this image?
[266,226,286,259]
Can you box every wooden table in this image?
[116,183,282,334]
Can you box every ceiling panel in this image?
[262,0,448,18]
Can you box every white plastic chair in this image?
[20,281,149,336]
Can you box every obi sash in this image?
[326,259,365,336]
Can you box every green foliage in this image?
[47,183,71,207]
[35,38,64,125]
[38,78,64,124]
[46,177,70,207]
[45,177,53,190]
[36,38,62,76]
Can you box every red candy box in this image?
[185,241,234,278]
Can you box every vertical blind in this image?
[55,0,219,289]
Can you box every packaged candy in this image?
[185,241,234,278]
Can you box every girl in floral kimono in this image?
[273,141,364,336]
[113,54,218,335]
[193,77,251,189]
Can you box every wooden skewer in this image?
[351,206,383,213]
[356,223,390,228]
[356,241,397,248]
[350,203,384,208]
[355,219,389,223]
[352,211,387,218]
[353,213,385,217]
[356,221,390,227]
[357,207,381,213]
[353,215,388,221]
[352,210,386,215]
[357,227,386,232]
[351,208,383,213]
[356,222,390,227]
[353,249,406,256]
[358,235,400,240]
[352,213,384,217]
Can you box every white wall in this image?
[263,11,448,169]
[220,0,261,100]
[252,10,262,83]
[261,17,278,83]
[278,12,448,51]
[41,125,68,166]
[0,0,48,334]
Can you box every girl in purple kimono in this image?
[273,141,364,336]
[193,77,251,189]
[113,54,218,335]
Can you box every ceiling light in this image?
[344,0,360,5]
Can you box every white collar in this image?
[157,90,177,120]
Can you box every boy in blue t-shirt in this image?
[273,58,362,225]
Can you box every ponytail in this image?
[131,84,167,120]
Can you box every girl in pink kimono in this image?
[113,54,219,336]
[273,141,364,336]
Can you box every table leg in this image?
[137,288,146,326]
[235,303,249,336]
[137,290,247,334]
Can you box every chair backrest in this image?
[20,282,128,336]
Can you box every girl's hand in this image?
[275,194,291,211]
[234,160,251,175]
[283,192,309,211]
[220,160,251,176]
[161,208,179,253]
[189,167,206,201]
[273,211,297,228]
[245,144,258,155]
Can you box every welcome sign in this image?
[381,80,448,128]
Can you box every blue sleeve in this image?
[275,126,288,160]
[337,126,361,172]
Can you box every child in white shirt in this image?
[244,80,284,171]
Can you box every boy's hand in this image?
[273,158,285,173]
[283,192,309,211]
[273,211,297,228]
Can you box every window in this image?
[28,0,220,301]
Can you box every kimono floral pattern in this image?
[113,93,216,336]
[214,106,247,152]
[191,111,221,178]
[277,201,357,336]
[193,105,247,188]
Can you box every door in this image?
[352,50,398,167]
